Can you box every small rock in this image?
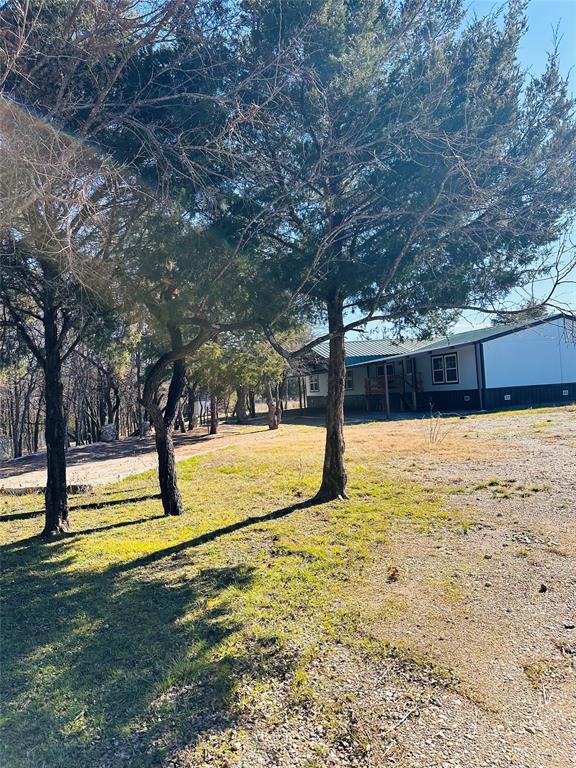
[564,622,575,630]
[483,554,492,560]
[485,582,492,587]
[525,725,536,734]
[538,584,548,593]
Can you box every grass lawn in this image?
[0,423,465,768]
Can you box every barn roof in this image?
[313,338,425,367]
[396,313,567,356]
[310,314,570,370]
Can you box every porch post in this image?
[474,343,484,410]
[411,358,417,410]
[383,364,391,418]
[364,364,369,411]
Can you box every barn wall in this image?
[482,317,576,388]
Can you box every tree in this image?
[117,204,276,514]
[215,332,288,429]
[0,0,213,533]
[0,101,124,534]
[234,0,576,500]
[0,329,42,458]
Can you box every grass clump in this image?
[473,478,550,500]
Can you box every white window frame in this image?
[431,353,459,385]
[309,374,320,393]
[345,368,354,390]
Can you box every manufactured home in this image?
[304,314,576,414]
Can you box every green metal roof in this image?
[403,314,566,355]
[311,314,569,369]
[313,338,425,367]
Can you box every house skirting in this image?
[306,382,576,414]
[307,394,368,412]
[417,390,481,411]
[482,382,576,410]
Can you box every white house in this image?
[304,314,576,413]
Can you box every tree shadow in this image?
[0,500,312,767]
[0,515,166,553]
[0,493,162,523]
[110,498,319,574]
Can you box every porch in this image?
[364,366,422,415]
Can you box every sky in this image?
[472,0,575,94]
[453,0,576,331]
[350,0,576,339]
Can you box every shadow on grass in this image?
[0,493,162,522]
[111,498,320,574]
[0,515,167,552]
[0,499,313,768]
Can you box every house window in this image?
[345,369,354,390]
[431,353,459,384]
[309,374,320,392]
[376,363,395,377]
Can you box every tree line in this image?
[0,328,301,459]
[1,0,575,537]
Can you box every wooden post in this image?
[474,343,484,410]
[383,364,391,418]
[365,364,370,411]
[411,358,417,411]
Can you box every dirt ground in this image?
[1,407,575,767]
[0,422,279,490]
[353,408,576,767]
[213,407,575,768]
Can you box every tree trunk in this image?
[153,359,186,515]
[248,390,256,418]
[209,394,219,434]
[316,290,348,501]
[154,420,183,516]
[187,382,198,430]
[265,382,279,430]
[33,387,43,453]
[235,386,249,424]
[136,343,146,437]
[42,309,69,536]
[176,404,186,433]
[275,382,283,425]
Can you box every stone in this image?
[100,423,118,442]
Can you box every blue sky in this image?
[472,0,575,93]
[449,1,576,331]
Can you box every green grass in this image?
[468,404,575,419]
[472,478,550,499]
[0,425,462,768]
